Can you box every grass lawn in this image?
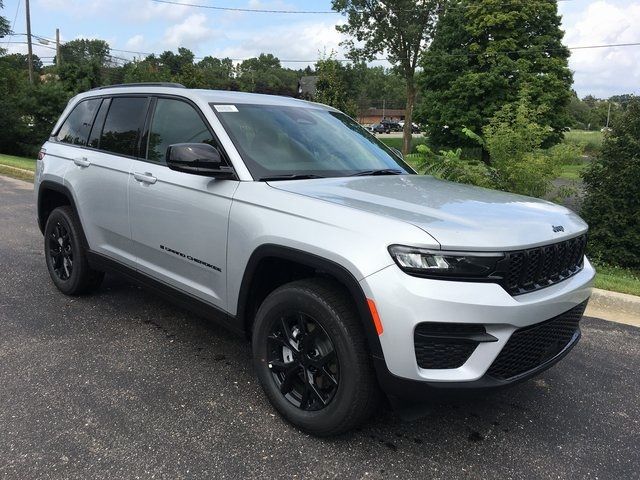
[594,264,640,297]
[379,136,429,153]
[0,153,37,172]
[557,162,588,181]
[563,130,604,155]
[0,153,36,181]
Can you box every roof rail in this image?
[91,82,186,90]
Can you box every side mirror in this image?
[166,143,235,179]
[391,147,403,159]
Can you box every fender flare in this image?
[236,244,384,359]
[36,181,90,250]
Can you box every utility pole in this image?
[25,0,34,84]
[56,28,61,67]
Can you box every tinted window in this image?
[87,98,110,149]
[147,99,217,163]
[56,99,100,146]
[100,97,148,157]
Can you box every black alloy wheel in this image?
[48,221,74,281]
[267,312,340,411]
[252,278,380,436]
[44,206,104,295]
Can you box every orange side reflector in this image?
[367,298,384,336]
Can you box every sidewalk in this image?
[586,288,640,327]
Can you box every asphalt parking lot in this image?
[1,175,639,479]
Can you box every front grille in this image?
[414,323,488,369]
[501,235,587,295]
[486,301,588,380]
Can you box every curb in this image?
[0,164,35,181]
[586,288,640,327]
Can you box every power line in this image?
[75,40,640,63]
[3,0,21,50]
[150,0,337,14]
[149,0,575,14]
[6,33,640,65]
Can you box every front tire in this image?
[44,206,104,295]
[252,278,380,436]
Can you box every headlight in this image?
[388,245,504,279]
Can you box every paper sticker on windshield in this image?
[214,104,238,112]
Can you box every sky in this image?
[2,0,639,98]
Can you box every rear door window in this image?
[100,97,149,157]
[56,99,101,146]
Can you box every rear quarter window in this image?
[56,99,101,146]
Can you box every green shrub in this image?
[547,142,583,165]
[563,130,604,156]
[462,98,560,198]
[581,99,640,269]
[413,145,494,188]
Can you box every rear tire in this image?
[252,278,380,436]
[44,206,104,295]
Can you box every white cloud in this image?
[217,20,347,66]
[162,13,222,50]
[562,1,640,97]
[132,0,192,21]
[125,34,146,51]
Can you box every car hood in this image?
[268,175,588,250]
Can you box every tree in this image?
[236,54,298,95]
[159,47,195,75]
[197,56,236,90]
[122,54,172,84]
[417,0,573,154]
[314,56,359,118]
[58,39,112,92]
[332,0,442,154]
[0,1,10,55]
[581,99,640,269]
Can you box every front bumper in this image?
[360,257,595,395]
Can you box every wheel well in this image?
[38,187,71,233]
[238,247,384,359]
[242,256,317,336]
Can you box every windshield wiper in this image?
[259,174,326,181]
[348,169,404,177]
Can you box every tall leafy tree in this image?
[0,1,10,51]
[58,39,111,91]
[581,99,640,269]
[236,54,298,95]
[332,0,442,154]
[198,56,237,90]
[417,0,573,152]
[314,56,359,118]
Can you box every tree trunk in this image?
[402,81,416,156]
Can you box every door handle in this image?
[133,172,157,185]
[73,157,91,167]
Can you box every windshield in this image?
[210,103,413,180]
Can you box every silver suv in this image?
[35,83,594,436]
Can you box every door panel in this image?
[129,97,238,309]
[129,165,238,307]
[56,96,136,266]
[66,149,134,266]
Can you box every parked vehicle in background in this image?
[35,83,594,436]
[371,123,389,134]
[381,119,402,132]
[399,121,422,133]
